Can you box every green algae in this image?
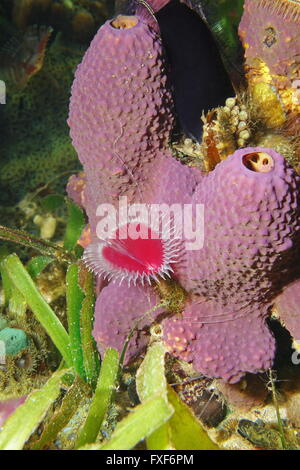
[0,315,8,331]
[0,35,84,205]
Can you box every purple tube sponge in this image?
[163,147,300,382]
[239,0,300,79]
[68,14,174,171]
[67,8,300,383]
[68,12,177,233]
[68,10,199,236]
[93,283,164,363]
[183,147,300,300]
[91,147,300,383]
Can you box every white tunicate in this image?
[40,216,57,240]
[238,121,247,130]
[239,110,248,121]
[239,130,250,140]
[225,97,236,108]
[33,214,43,226]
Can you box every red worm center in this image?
[102,222,164,275]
